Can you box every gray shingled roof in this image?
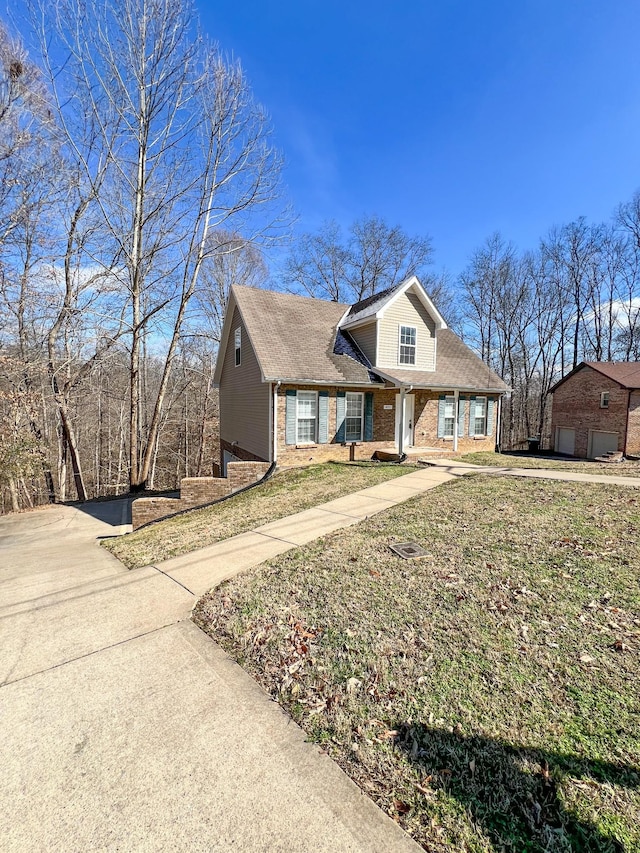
[230,285,508,392]
[233,285,382,385]
[376,330,508,392]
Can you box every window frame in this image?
[398,325,417,365]
[345,391,364,442]
[472,396,487,436]
[234,327,241,367]
[296,390,318,444]
[600,391,610,409]
[443,395,455,439]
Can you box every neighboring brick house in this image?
[214,277,508,470]
[550,361,640,458]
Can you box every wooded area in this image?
[1,1,640,513]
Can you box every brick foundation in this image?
[131,461,271,530]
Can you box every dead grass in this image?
[461,451,640,478]
[195,476,640,852]
[103,461,418,569]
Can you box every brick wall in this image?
[228,461,271,491]
[274,385,498,466]
[626,391,640,455]
[551,367,629,458]
[131,462,270,530]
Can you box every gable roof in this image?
[341,275,447,330]
[214,285,381,386]
[550,361,640,393]
[214,283,508,393]
[375,329,508,392]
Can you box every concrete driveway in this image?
[0,496,423,853]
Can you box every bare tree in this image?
[32,0,283,490]
[284,215,433,303]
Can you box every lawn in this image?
[460,451,640,478]
[195,476,640,852]
[103,461,418,569]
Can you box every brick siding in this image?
[551,367,629,458]
[274,385,497,467]
[131,461,270,530]
[626,391,640,455]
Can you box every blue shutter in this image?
[336,391,346,443]
[458,396,466,438]
[437,395,446,438]
[364,393,374,441]
[486,397,495,437]
[318,391,329,443]
[285,390,296,445]
[468,396,476,437]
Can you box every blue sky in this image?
[197,0,640,279]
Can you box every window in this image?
[296,391,317,443]
[443,396,455,438]
[234,327,241,366]
[471,397,487,436]
[600,391,610,409]
[345,392,364,441]
[399,325,416,365]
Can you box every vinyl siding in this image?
[377,289,436,370]
[219,306,271,460]
[350,322,377,365]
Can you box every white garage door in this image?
[589,431,618,459]
[556,428,575,456]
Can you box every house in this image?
[550,361,640,459]
[213,276,508,471]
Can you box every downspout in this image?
[453,389,459,453]
[273,381,281,464]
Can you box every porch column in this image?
[398,386,405,456]
[453,389,459,452]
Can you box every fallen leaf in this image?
[579,653,596,664]
[393,799,411,814]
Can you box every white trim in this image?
[377,275,448,329]
[234,327,242,367]
[398,324,417,366]
[339,275,448,331]
[470,395,487,437]
[600,391,610,409]
[296,389,318,444]
[344,391,365,442]
[453,390,459,451]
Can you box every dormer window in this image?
[600,391,609,409]
[399,325,416,365]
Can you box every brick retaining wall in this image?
[131,461,271,530]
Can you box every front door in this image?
[395,394,415,449]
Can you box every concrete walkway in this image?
[0,467,455,853]
[423,456,640,488]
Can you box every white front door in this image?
[395,394,415,449]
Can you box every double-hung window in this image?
[234,327,241,366]
[296,391,317,443]
[399,325,416,365]
[600,391,610,409]
[471,396,487,436]
[443,396,455,438]
[345,392,364,441]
